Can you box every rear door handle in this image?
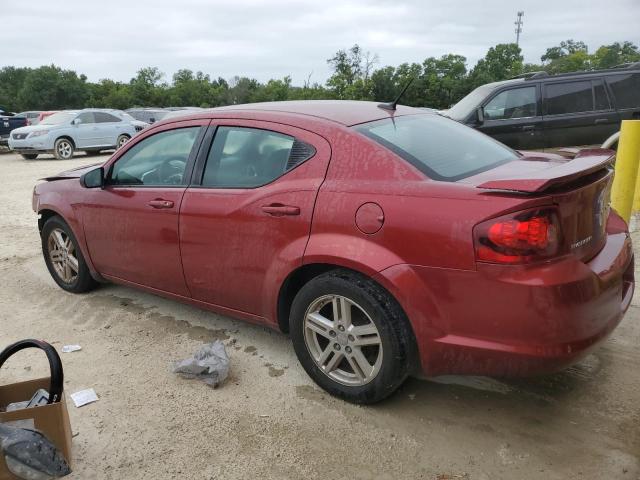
[147,199,174,209]
[521,125,535,131]
[595,118,609,125]
[261,204,300,216]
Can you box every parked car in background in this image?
[32,101,633,403]
[113,111,149,132]
[161,107,207,121]
[0,110,28,146]
[38,111,58,123]
[15,111,42,126]
[445,62,640,150]
[8,109,140,159]
[125,108,169,125]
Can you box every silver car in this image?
[8,109,146,160]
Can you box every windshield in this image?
[446,84,497,121]
[355,114,518,181]
[40,112,77,125]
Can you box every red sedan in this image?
[33,101,634,403]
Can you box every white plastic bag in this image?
[173,341,230,388]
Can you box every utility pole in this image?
[514,11,524,46]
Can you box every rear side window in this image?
[355,115,518,182]
[483,86,537,120]
[95,112,122,123]
[607,73,640,109]
[76,112,96,124]
[544,81,593,115]
[201,127,315,188]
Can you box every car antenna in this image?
[378,77,415,111]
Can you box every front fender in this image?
[36,190,102,281]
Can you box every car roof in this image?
[186,100,424,127]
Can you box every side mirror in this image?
[71,118,80,126]
[476,107,485,124]
[80,167,104,189]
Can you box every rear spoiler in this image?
[477,149,615,193]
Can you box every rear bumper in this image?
[378,218,634,377]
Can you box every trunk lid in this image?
[466,149,615,262]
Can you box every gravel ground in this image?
[0,149,638,479]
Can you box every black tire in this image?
[53,138,74,160]
[116,134,130,150]
[290,269,414,404]
[21,154,38,160]
[41,216,97,293]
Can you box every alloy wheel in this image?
[56,141,73,159]
[304,294,383,386]
[47,228,79,284]
[118,136,129,148]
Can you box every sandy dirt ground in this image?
[0,149,638,479]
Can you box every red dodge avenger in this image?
[33,101,634,403]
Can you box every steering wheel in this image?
[158,159,186,185]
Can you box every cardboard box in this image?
[0,377,72,480]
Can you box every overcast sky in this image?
[2,0,638,85]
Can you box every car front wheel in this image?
[290,269,414,404]
[116,134,130,149]
[41,216,97,293]
[53,138,74,160]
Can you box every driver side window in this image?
[109,127,200,186]
[483,86,537,120]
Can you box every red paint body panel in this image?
[82,186,190,296]
[32,101,635,379]
[179,119,332,322]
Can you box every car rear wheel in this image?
[116,134,130,149]
[41,216,97,293]
[53,138,74,160]
[290,269,414,404]
[21,154,38,160]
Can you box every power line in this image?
[515,11,524,46]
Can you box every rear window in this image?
[607,73,640,109]
[355,114,518,181]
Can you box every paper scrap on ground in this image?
[62,345,82,353]
[70,389,99,407]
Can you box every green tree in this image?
[541,39,588,62]
[0,66,31,111]
[469,43,524,87]
[17,65,88,110]
[592,41,640,69]
[129,67,166,106]
[88,79,136,109]
[169,69,216,107]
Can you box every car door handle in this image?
[261,204,300,216]
[521,125,535,131]
[147,199,174,209]
[595,118,609,125]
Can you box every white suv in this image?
[8,109,147,160]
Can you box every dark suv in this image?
[445,63,640,150]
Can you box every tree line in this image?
[0,40,638,113]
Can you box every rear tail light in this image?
[473,208,563,264]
